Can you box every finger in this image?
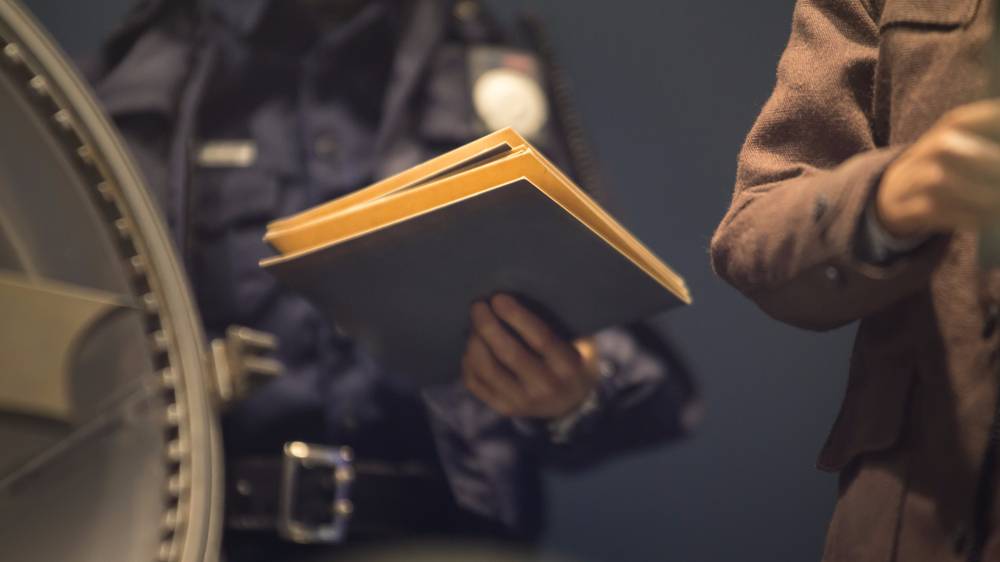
[927,200,1000,232]
[463,362,514,416]
[466,333,527,408]
[462,350,500,401]
[920,182,1000,231]
[926,210,985,233]
[943,99,1000,139]
[489,294,581,380]
[937,175,1000,215]
[470,301,556,396]
[934,130,1000,185]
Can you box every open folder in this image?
[262,128,690,385]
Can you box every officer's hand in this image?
[877,99,1000,238]
[461,294,600,420]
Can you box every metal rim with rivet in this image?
[0,1,222,561]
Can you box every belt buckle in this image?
[278,441,355,544]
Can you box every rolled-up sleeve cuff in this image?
[858,187,929,264]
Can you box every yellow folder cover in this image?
[262,128,689,385]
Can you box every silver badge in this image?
[469,48,549,140]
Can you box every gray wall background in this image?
[19,1,857,560]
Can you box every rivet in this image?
[167,439,185,462]
[53,109,72,130]
[77,145,94,164]
[28,75,47,96]
[162,508,178,530]
[167,474,187,496]
[4,43,22,63]
[142,293,159,313]
[335,466,354,483]
[235,479,253,497]
[129,255,147,276]
[286,441,310,459]
[334,499,354,517]
[158,368,176,389]
[96,181,114,202]
[150,329,169,352]
[114,217,130,238]
[165,403,181,425]
[157,541,172,562]
[339,447,354,463]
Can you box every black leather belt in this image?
[225,442,457,544]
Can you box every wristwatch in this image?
[546,356,615,444]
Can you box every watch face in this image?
[0,2,222,562]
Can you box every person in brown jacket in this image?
[711,0,1000,561]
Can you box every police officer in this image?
[84,0,699,559]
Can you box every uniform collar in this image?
[372,0,450,173]
[96,0,454,144]
[209,0,456,170]
[95,26,196,118]
[207,0,452,37]
[208,0,270,36]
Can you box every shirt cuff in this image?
[543,337,624,443]
[511,346,617,444]
[860,197,928,264]
[546,387,601,444]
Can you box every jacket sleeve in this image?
[507,325,700,471]
[710,0,948,332]
[423,324,699,486]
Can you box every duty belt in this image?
[225,442,456,544]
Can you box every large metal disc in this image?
[0,1,223,561]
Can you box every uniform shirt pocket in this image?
[193,168,281,233]
[418,44,480,145]
[879,0,981,31]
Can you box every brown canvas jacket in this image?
[711,0,1000,560]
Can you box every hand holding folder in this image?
[262,128,689,385]
[462,294,603,420]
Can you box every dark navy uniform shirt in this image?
[85,0,700,542]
